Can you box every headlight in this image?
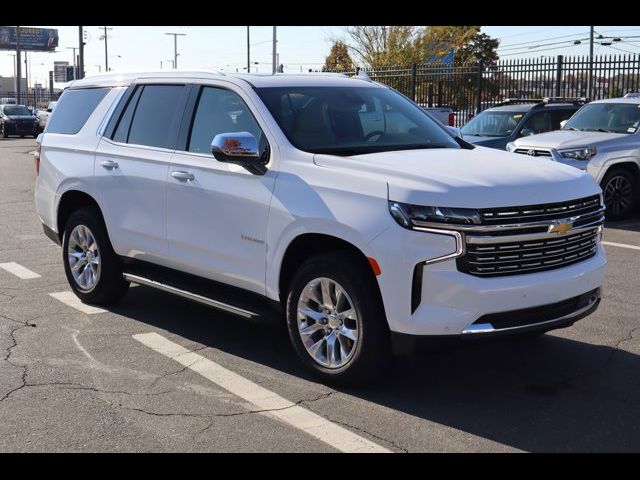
[506,142,516,152]
[558,146,597,160]
[389,201,481,229]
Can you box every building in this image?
[0,76,28,93]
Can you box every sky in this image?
[1,26,639,89]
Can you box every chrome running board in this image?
[123,273,258,319]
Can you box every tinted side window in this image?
[127,85,185,149]
[46,87,110,134]
[112,87,142,143]
[553,109,576,127]
[188,87,264,154]
[522,111,553,135]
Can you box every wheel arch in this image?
[277,233,384,313]
[56,190,106,243]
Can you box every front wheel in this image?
[0,122,7,138]
[285,251,390,386]
[601,168,638,220]
[62,206,129,305]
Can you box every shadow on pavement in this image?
[111,284,640,452]
[605,213,640,233]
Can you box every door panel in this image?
[94,139,171,262]
[166,85,276,294]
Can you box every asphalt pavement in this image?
[1,137,639,452]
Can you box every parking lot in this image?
[1,137,639,452]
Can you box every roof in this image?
[590,96,640,105]
[68,70,381,89]
[486,102,582,113]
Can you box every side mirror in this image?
[47,108,53,113]
[211,131,267,175]
[520,128,535,137]
[560,120,568,129]
[445,126,462,138]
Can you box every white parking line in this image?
[603,241,640,251]
[0,262,41,279]
[49,291,106,314]
[133,332,391,453]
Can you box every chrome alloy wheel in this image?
[67,224,101,291]
[604,174,634,217]
[296,277,360,369]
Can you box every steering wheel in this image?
[364,130,384,141]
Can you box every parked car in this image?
[35,71,605,385]
[419,104,455,126]
[507,93,640,219]
[0,104,40,138]
[460,98,586,150]
[36,101,57,131]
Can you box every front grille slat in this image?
[457,194,602,278]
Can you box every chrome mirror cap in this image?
[211,131,259,160]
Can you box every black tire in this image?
[285,251,390,386]
[601,168,638,220]
[62,206,129,305]
[0,122,7,138]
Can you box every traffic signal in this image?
[65,65,76,82]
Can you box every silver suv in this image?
[508,93,640,219]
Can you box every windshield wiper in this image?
[562,126,580,131]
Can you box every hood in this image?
[314,146,600,209]
[514,129,626,150]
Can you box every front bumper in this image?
[4,122,38,135]
[368,226,606,336]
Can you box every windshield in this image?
[564,102,640,134]
[461,110,526,137]
[4,106,31,116]
[255,86,459,156]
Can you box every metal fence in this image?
[327,54,640,127]
[0,91,61,110]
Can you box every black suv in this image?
[460,98,587,150]
[0,104,40,138]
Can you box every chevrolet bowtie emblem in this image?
[548,221,573,234]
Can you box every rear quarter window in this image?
[46,87,110,134]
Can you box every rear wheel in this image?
[601,168,638,220]
[285,251,390,386]
[62,206,129,305]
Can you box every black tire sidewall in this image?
[285,251,389,385]
[602,169,638,220]
[62,206,127,304]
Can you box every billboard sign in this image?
[0,26,59,52]
[54,61,69,82]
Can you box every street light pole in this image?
[78,26,85,79]
[8,54,17,93]
[587,26,594,100]
[272,26,277,74]
[16,26,22,104]
[165,32,186,69]
[247,26,250,73]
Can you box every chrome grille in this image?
[514,148,552,157]
[479,195,601,225]
[458,227,599,277]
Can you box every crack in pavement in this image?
[323,417,409,453]
[148,345,210,389]
[193,390,337,437]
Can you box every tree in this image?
[323,41,354,72]
[342,26,500,68]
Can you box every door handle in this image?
[100,160,119,170]
[171,171,195,181]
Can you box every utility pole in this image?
[100,26,112,72]
[272,26,277,74]
[16,26,22,104]
[165,32,186,69]
[66,46,77,79]
[588,26,594,99]
[24,52,28,95]
[78,26,85,79]
[9,54,17,93]
[247,26,250,73]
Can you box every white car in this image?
[35,71,606,385]
[507,93,640,219]
[36,101,57,130]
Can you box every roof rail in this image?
[541,96,589,105]
[494,98,544,106]
[494,97,589,108]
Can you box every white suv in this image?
[35,71,606,385]
[507,93,640,219]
